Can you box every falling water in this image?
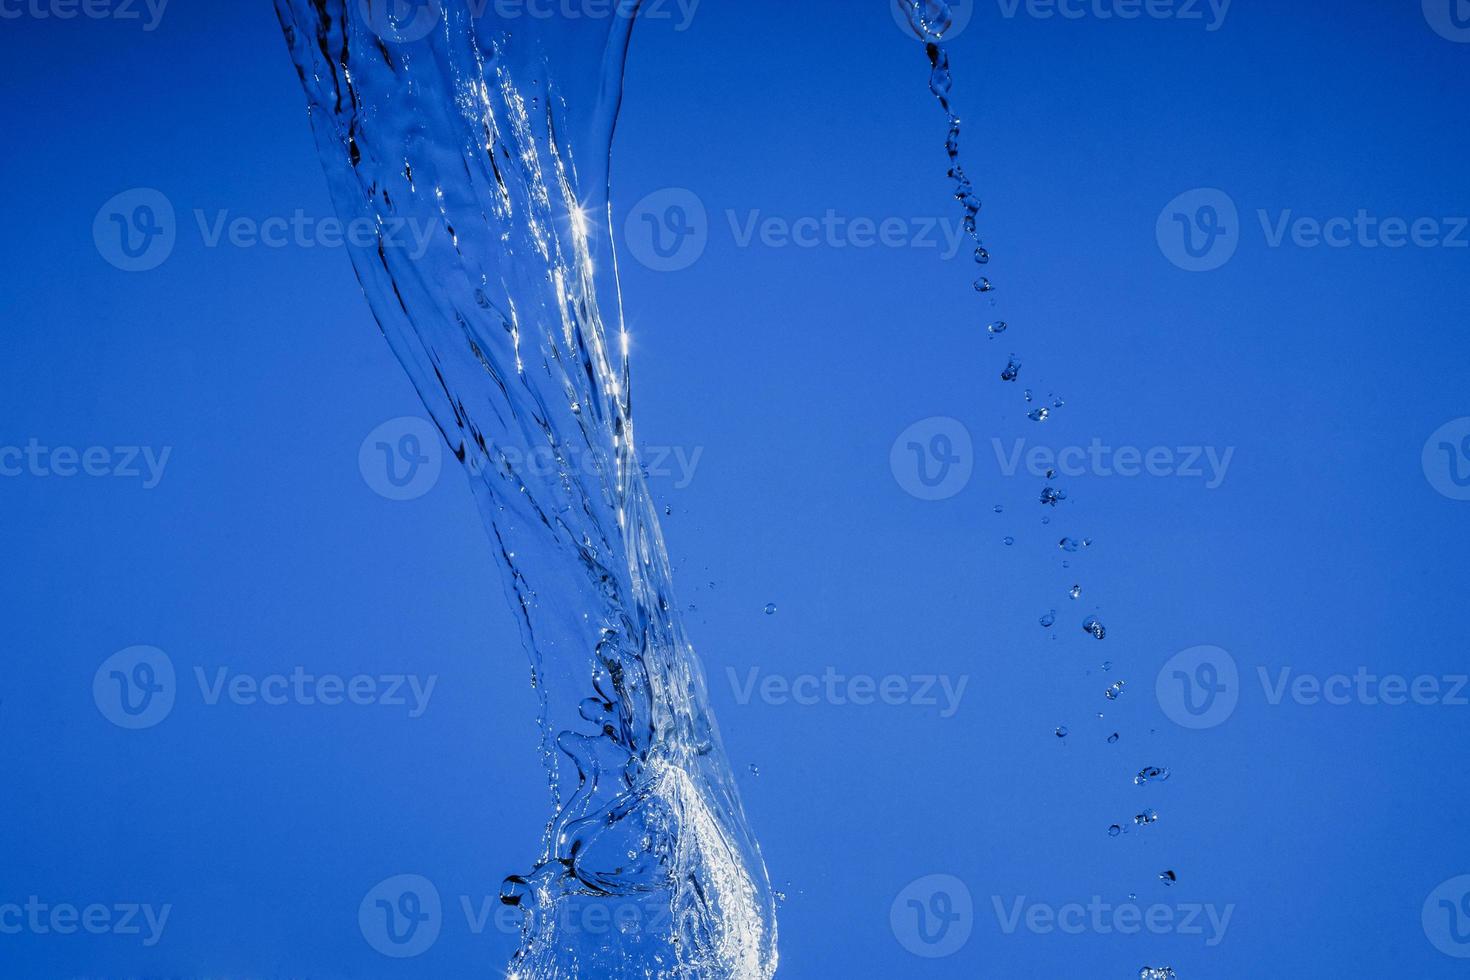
[274,2,775,976]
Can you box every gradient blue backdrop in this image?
[2,0,1468,976]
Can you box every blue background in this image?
[2,0,1469,976]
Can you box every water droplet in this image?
[1055,726,1069,739]
[987,320,1007,335]
[993,504,1003,513]
[1041,515,1051,525]
[763,603,777,616]
[1133,808,1159,826]
[1102,660,1112,671]
[1085,617,1108,640]
[1053,395,1066,409]
[1000,356,1021,382]
[1105,679,1126,700]
[1059,537,1081,553]
[1140,968,1177,980]
[1069,584,1081,599]
[1159,870,1177,886]
[1108,824,1122,838]
[1134,766,1171,786]
[1107,732,1120,744]
[975,247,990,264]
[1003,536,1015,546]
[1045,468,1056,479]
[1039,610,1056,628]
[974,277,994,293]
[1027,407,1051,422]
[748,764,761,777]
[1040,487,1067,507]
[1023,388,1034,402]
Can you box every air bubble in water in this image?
[1134,766,1170,786]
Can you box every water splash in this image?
[273,4,775,976]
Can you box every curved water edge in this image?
[273,3,777,975]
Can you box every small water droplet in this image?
[1001,356,1021,382]
[974,247,990,264]
[1069,584,1082,600]
[1055,726,1069,739]
[1085,617,1108,640]
[1159,870,1177,886]
[987,319,1007,335]
[1102,660,1112,671]
[1027,407,1051,422]
[1108,824,1122,838]
[1003,536,1015,547]
[993,504,1003,513]
[1134,766,1171,786]
[1039,610,1056,628]
[1059,537,1081,552]
[748,764,761,776]
[763,603,777,616]
[1040,486,1067,507]
[1107,732,1120,744]
[1105,679,1126,700]
[1023,388,1034,402]
[974,277,994,293]
[1133,808,1159,826]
